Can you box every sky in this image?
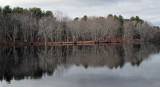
[1,0,160,26]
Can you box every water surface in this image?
[0,43,160,87]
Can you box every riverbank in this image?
[0,37,152,48]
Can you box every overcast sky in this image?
[1,0,160,26]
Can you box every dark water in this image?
[0,43,160,87]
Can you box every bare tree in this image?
[123,21,137,41]
[38,16,51,45]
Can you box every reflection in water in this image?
[0,43,160,82]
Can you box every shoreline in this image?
[0,39,155,48]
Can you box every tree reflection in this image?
[0,43,160,82]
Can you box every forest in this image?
[0,5,160,46]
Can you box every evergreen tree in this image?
[81,15,88,21]
[45,11,53,16]
[3,5,12,15]
[29,7,43,18]
[13,7,24,13]
[74,17,79,21]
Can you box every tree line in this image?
[0,5,160,45]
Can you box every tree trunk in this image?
[44,34,47,46]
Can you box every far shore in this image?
[0,38,153,48]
